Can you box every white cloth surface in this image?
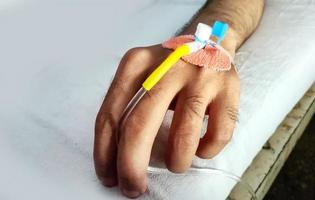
[0,0,315,199]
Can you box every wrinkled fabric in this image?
[0,0,315,200]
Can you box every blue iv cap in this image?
[211,21,229,44]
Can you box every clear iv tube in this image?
[116,87,257,200]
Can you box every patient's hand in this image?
[93,0,265,195]
[94,44,240,198]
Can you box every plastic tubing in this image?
[116,44,257,199]
[142,44,190,91]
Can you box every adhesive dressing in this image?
[162,35,233,71]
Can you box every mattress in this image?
[0,0,314,199]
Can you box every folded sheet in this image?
[0,0,314,199]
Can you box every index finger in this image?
[117,61,192,198]
[94,46,163,186]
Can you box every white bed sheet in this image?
[0,0,314,199]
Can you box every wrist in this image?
[219,27,238,57]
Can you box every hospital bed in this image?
[0,0,314,199]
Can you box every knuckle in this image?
[172,131,196,154]
[124,47,150,62]
[226,106,239,122]
[121,111,146,138]
[146,84,166,104]
[184,94,208,119]
[95,111,117,136]
[219,67,240,87]
[117,47,151,80]
[108,76,129,96]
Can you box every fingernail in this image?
[100,177,117,187]
[122,188,141,198]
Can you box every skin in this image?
[94,0,265,198]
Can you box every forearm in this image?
[182,0,265,55]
